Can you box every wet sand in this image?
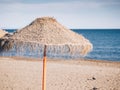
[0,57,120,90]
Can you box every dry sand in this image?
[0,57,120,90]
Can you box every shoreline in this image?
[1,56,120,62]
[0,56,120,67]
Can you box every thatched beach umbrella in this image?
[0,17,92,90]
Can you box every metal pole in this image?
[42,45,47,90]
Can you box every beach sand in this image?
[0,57,120,90]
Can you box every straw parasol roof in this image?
[0,29,8,38]
[0,17,92,57]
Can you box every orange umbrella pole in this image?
[42,45,47,90]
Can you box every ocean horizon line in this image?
[72,28,120,30]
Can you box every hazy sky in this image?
[0,0,120,29]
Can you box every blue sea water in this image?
[73,29,120,61]
[2,29,120,61]
[4,29,16,33]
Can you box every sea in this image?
[2,29,120,62]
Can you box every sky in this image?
[0,0,120,29]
